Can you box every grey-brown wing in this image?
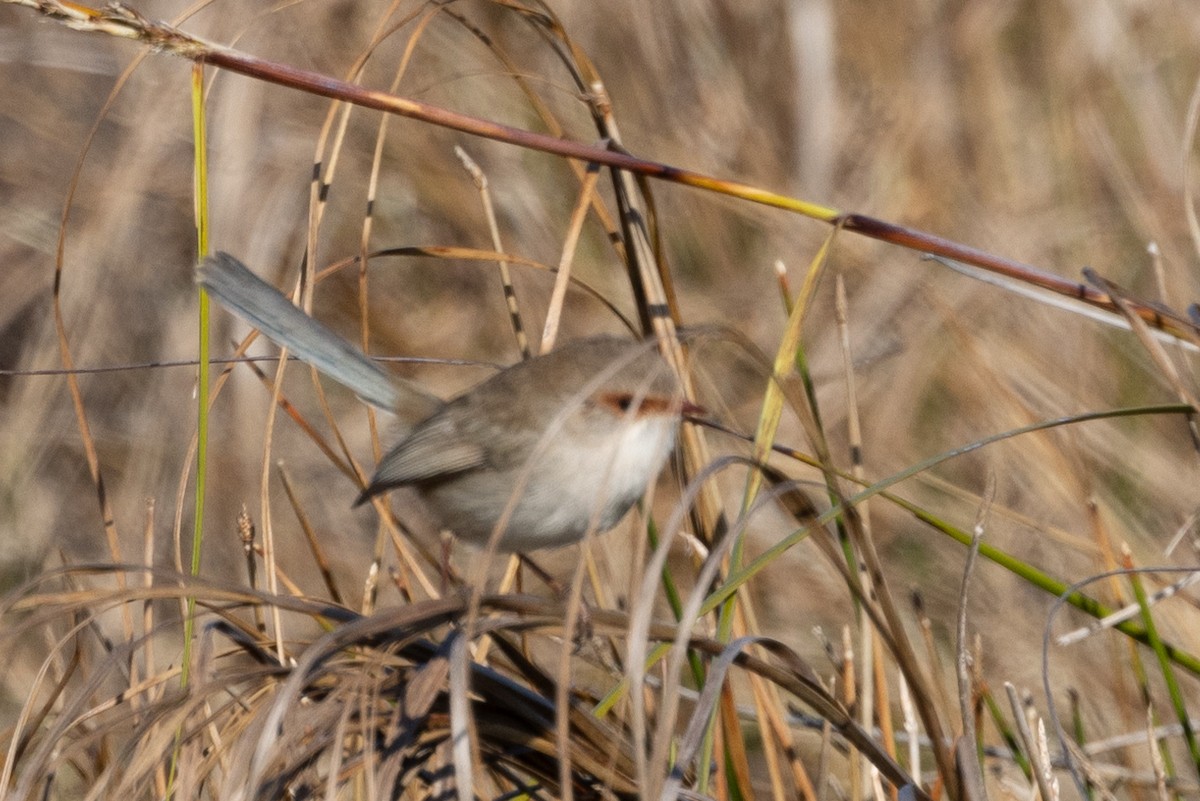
[364,415,488,491]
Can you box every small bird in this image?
[197,252,693,551]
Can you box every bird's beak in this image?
[680,399,706,419]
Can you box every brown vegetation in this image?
[2,1,1200,799]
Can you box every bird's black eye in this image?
[599,390,660,416]
[599,392,636,413]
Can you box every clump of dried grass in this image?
[0,560,914,799]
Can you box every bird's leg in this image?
[518,553,594,648]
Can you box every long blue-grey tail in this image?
[196,252,440,420]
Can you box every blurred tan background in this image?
[3,0,1200,762]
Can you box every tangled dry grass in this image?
[3,1,1200,799]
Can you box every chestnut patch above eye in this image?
[598,391,676,415]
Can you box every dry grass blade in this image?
[955,471,995,801]
[1082,268,1200,410]
[542,162,603,353]
[455,146,531,360]
[0,567,934,799]
[14,0,1196,342]
[1005,683,1057,801]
